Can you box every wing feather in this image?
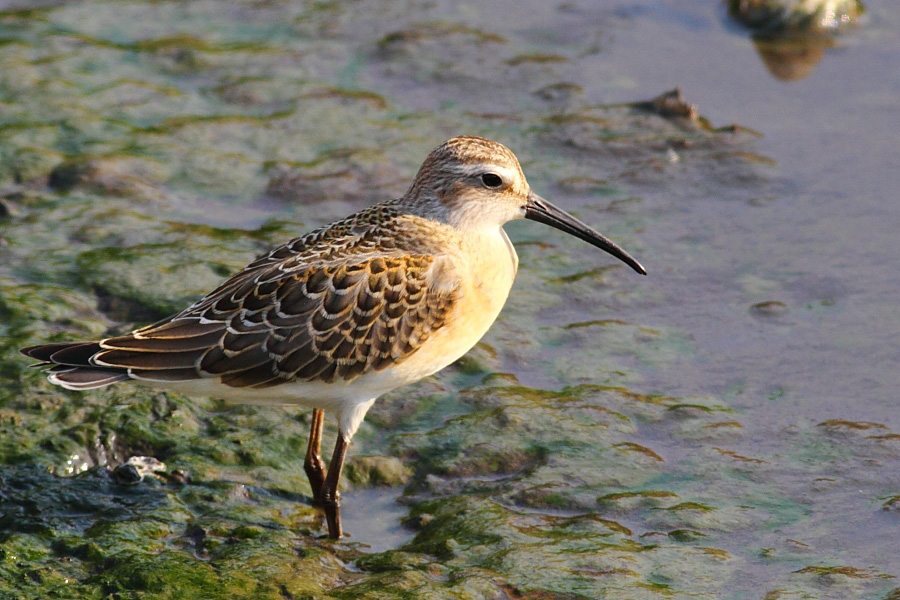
[93,348,208,370]
[213,253,460,387]
[94,252,461,388]
[23,214,461,390]
[102,329,223,352]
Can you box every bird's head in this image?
[405,136,646,275]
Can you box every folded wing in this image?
[23,254,460,390]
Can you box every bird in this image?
[21,136,646,539]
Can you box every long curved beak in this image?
[524,193,646,275]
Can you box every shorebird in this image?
[21,136,645,538]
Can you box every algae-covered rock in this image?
[344,455,412,487]
[111,455,167,485]
[48,156,169,199]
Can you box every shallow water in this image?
[340,487,413,553]
[1,0,899,598]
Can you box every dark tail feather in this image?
[22,342,85,362]
[21,341,102,365]
[51,342,104,366]
[22,341,129,390]
[47,366,130,390]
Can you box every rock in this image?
[750,300,788,317]
[48,156,167,199]
[344,455,412,487]
[632,88,699,121]
[111,456,167,485]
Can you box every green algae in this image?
[377,22,507,49]
[794,565,875,579]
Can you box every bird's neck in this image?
[459,222,519,283]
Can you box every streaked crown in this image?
[403,136,531,228]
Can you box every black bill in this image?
[524,192,646,275]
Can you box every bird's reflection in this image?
[727,0,865,81]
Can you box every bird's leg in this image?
[304,408,326,504]
[321,432,349,539]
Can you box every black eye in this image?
[480,173,503,189]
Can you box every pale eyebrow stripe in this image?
[447,163,518,181]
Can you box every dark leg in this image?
[321,432,349,539]
[304,409,326,504]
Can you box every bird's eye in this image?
[480,173,503,189]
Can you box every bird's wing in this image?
[91,252,461,387]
